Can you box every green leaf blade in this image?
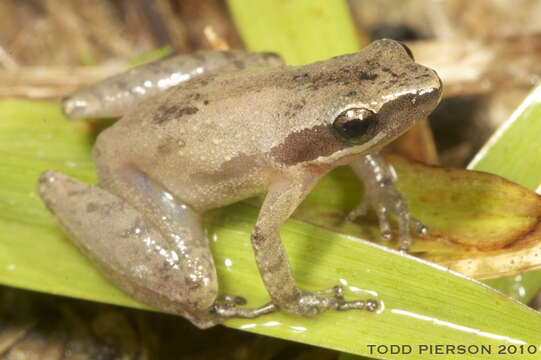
[228,0,361,65]
[467,83,541,302]
[2,98,541,358]
[468,83,541,192]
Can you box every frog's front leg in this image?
[252,173,377,316]
[348,153,427,252]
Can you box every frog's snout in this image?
[417,68,443,112]
[428,69,443,109]
[432,70,443,104]
[430,68,443,96]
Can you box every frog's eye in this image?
[332,108,379,143]
[398,42,415,61]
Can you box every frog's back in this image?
[94,66,313,210]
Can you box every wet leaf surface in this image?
[2,98,541,359]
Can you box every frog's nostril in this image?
[433,72,444,103]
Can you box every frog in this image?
[38,39,442,329]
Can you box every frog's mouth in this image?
[315,130,387,167]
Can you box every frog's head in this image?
[320,39,442,164]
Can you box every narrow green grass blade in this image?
[228,0,361,65]
[468,83,541,303]
[468,82,541,190]
[1,98,541,359]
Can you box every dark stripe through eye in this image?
[398,41,415,61]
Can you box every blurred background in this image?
[1,0,541,358]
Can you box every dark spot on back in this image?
[292,73,310,81]
[152,105,175,124]
[382,67,399,78]
[178,106,199,116]
[152,105,199,124]
[283,99,307,119]
[204,100,209,105]
[359,71,377,81]
[366,59,375,67]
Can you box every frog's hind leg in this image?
[37,170,218,328]
[38,170,277,328]
[62,51,284,120]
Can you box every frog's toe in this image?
[411,217,428,236]
[346,197,370,221]
[211,302,276,319]
[374,205,393,241]
[217,294,247,306]
[280,288,378,317]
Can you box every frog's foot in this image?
[38,170,222,328]
[213,287,377,319]
[280,286,378,317]
[348,183,426,252]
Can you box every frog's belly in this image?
[94,96,281,212]
[150,168,271,213]
[142,150,274,213]
[96,132,272,212]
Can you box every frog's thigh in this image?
[37,170,219,328]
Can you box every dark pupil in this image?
[342,118,370,138]
[333,108,378,143]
